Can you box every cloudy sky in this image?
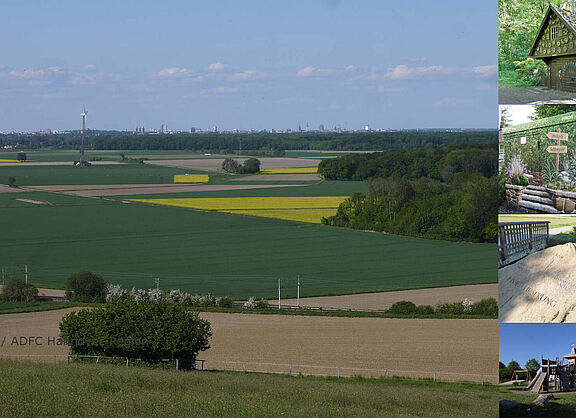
[0,0,496,132]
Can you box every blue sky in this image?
[0,0,496,131]
[500,323,576,367]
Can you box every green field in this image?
[0,360,498,417]
[0,189,495,298]
[0,149,220,162]
[0,151,495,298]
[0,164,208,186]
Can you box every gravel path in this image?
[499,86,576,104]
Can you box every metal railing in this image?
[498,222,550,268]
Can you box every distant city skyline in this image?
[0,0,496,131]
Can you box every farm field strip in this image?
[0,185,24,194]
[173,174,210,183]
[498,214,576,228]
[146,157,321,172]
[0,161,123,166]
[48,184,308,197]
[260,167,318,174]
[231,173,321,181]
[280,284,498,310]
[0,309,498,382]
[129,196,348,223]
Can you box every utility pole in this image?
[155,277,160,291]
[278,278,281,309]
[25,264,28,285]
[297,275,300,308]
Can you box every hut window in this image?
[551,26,558,40]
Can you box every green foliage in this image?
[16,152,26,162]
[221,158,240,173]
[0,277,38,302]
[470,298,498,317]
[7,177,16,187]
[512,57,547,85]
[387,301,417,315]
[216,296,234,308]
[237,158,260,174]
[530,105,576,120]
[499,361,522,382]
[513,174,529,186]
[499,0,564,84]
[65,271,107,303]
[59,299,212,369]
[255,298,269,309]
[525,358,541,375]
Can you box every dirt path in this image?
[0,308,497,382]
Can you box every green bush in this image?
[470,298,498,317]
[415,305,434,315]
[59,299,212,369]
[435,301,465,315]
[1,277,38,301]
[238,158,261,174]
[513,174,529,187]
[17,152,26,162]
[216,296,234,308]
[387,301,417,315]
[255,298,269,309]
[65,271,107,303]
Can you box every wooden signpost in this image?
[546,130,569,171]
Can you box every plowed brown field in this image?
[0,309,497,382]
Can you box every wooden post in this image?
[176,359,179,370]
[337,367,340,378]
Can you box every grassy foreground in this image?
[500,390,576,417]
[0,360,497,417]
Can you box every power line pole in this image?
[297,275,300,308]
[278,278,281,309]
[25,264,28,285]
[155,277,160,291]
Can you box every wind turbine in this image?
[80,106,88,163]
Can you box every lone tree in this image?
[59,299,212,369]
[65,271,107,303]
[1,277,38,301]
[7,177,16,188]
[221,158,240,173]
[238,158,260,174]
[17,152,26,162]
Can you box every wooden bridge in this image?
[498,222,550,268]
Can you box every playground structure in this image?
[526,346,576,393]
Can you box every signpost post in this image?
[546,130,569,171]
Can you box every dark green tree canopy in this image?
[65,271,107,303]
[59,299,212,369]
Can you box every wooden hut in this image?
[529,4,576,92]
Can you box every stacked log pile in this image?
[505,184,576,213]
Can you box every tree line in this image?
[320,143,498,243]
[2,131,496,152]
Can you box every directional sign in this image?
[547,145,568,153]
[547,131,569,141]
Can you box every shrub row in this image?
[387,298,497,317]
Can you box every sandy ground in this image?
[0,185,25,194]
[0,286,65,298]
[499,86,576,104]
[146,158,321,172]
[280,284,498,310]
[46,183,308,197]
[231,174,322,181]
[0,161,122,166]
[0,308,497,382]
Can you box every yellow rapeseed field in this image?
[260,167,318,174]
[130,196,348,223]
[0,159,21,162]
[173,174,210,183]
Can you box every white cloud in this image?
[296,66,332,77]
[204,86,239,94]
[207,62,226,71]
[383,65,451,80]
[152,67,192,78]
[473,65,497,78]
[435,97,461,108]
[228,70,266,80]
[344,65,357,72]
